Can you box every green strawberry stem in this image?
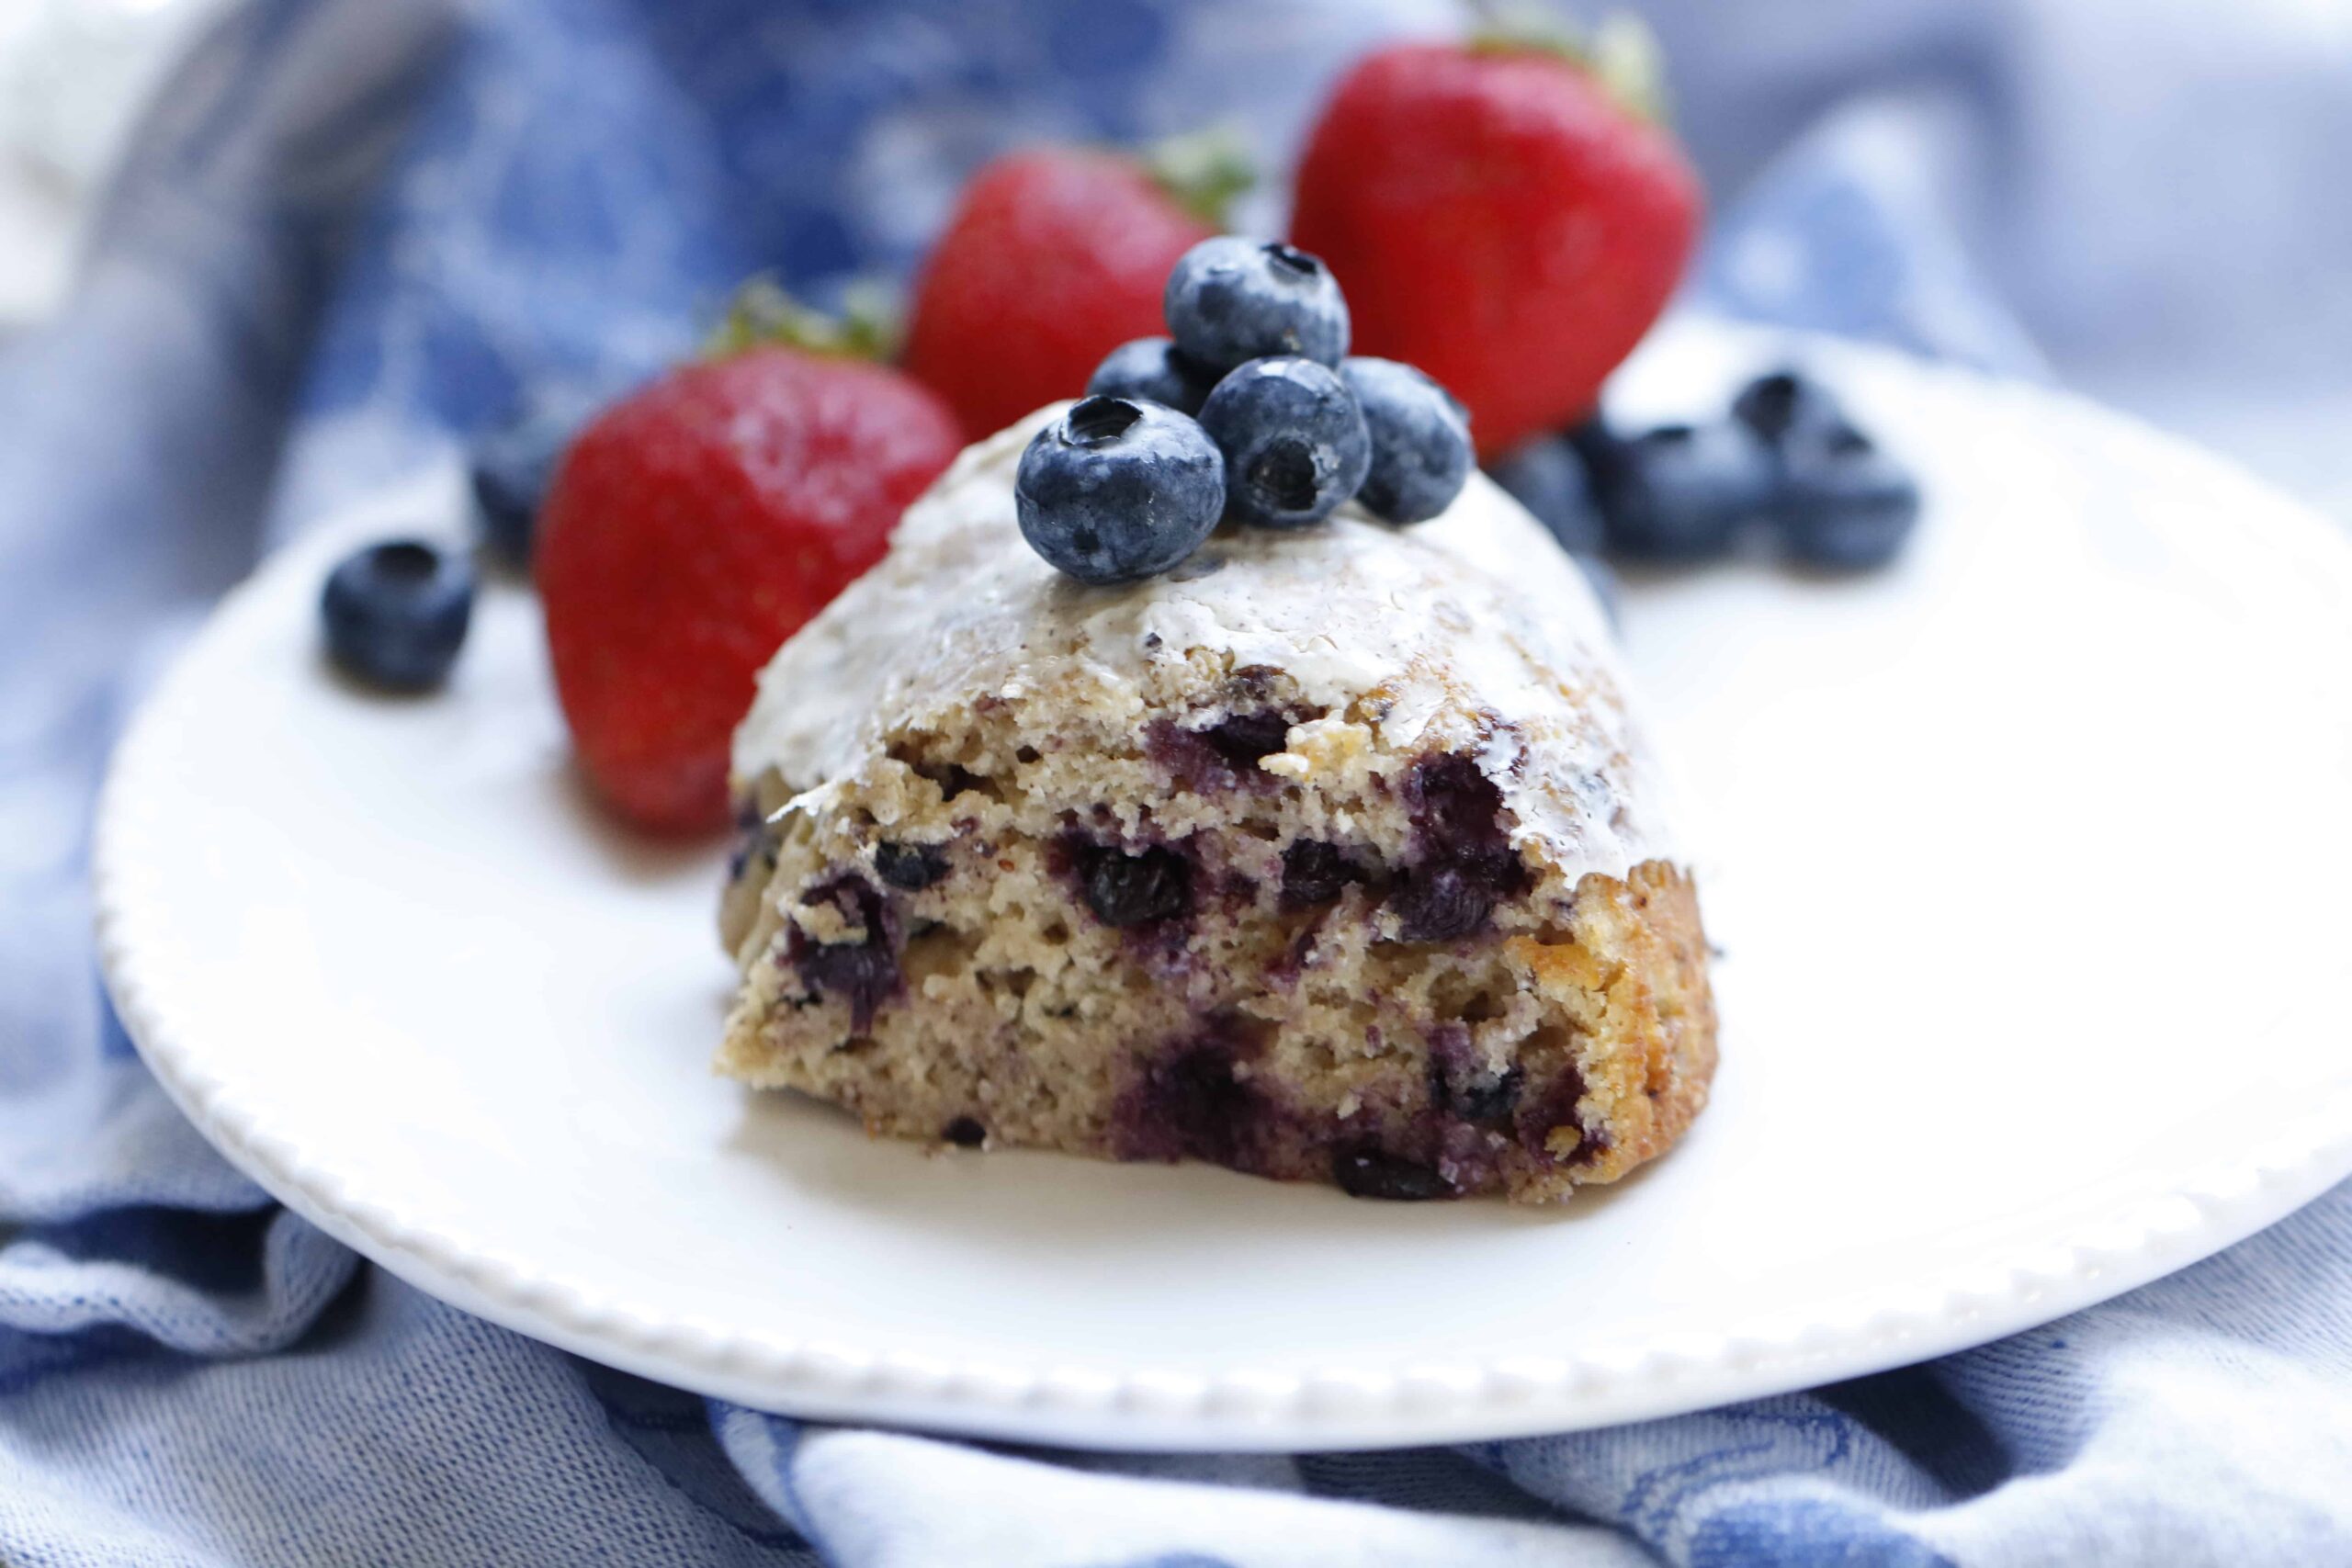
[1140,124,1257,229]
[1465,6,1671,126]
[704,275,900,362]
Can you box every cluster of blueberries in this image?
[1492,367,1922,597]
[1022,237,1921,602]
[1016,237,1474,584]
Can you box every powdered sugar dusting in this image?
[732,404,1676,885]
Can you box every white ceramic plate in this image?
[96,323,2352,1452]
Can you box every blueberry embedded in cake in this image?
[716,405,1715,1203]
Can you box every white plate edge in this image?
[89,331,2352,1450]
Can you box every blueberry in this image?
[1147,711,1299,793]
[1197,710,1292,769]
[1340,357,1472,525]
[1015,397,1225,584]
[1195,357,1371,530]
[1086,337,1217,415]
[1445,1066,1523,1126]
[874,840,950,891]
[1390,864,1496,942]
[1566,413,1634,495]
[787,875,899,1033]
[469,394,593,569]
[1387,753,1524,942]
[1408,753,1512,847]
[1487,435,1604,556]
[1597,421,1776,563]
[1163,237,1350,371]
[321,540,474,693]
[1115,1032,1270,1168]
[1731,367,1846,449]
[1331,1145,1451,1201]
[1775,423,1921,570]
[1077,842,1193,928]
[1279,839,1358,908]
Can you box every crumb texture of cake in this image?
[718,405,1716,1202]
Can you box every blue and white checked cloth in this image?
[6,2,2351,1562]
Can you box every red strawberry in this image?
[1290,36,1702,457]
[903,141,1245,440]
[537,344,959,835]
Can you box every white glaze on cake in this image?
[732,404,1672,889]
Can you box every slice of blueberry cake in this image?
[718,407,1715,1202]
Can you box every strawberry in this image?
[1289,28,1702,457]
[902,137,1248,440]
[537,334,959,835]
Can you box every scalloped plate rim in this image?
[93,322,2352,1450]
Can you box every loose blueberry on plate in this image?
[1164,236,1351,371]
[321,539,475,692]
[1340,356,1472,525]
[469,396,591,569]
[1087,336,1218,415]
[1015,396,1226,584]
[1731,367,1845,449]
[1487,434,1605,556]
[1775,423,1921,570]
[1566,412,1634,495]
[1195,356,1372,529]
[1597,420,1776,563]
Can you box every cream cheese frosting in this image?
[732,404,1675,886]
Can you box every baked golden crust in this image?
[1502,863,1716,1197]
